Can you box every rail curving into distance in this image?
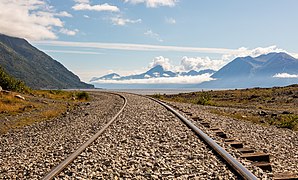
[43,92,127,180]
[43,92,257,179]
[147,96,258,180]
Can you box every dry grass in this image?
[33,90,75,100]
[152,84,298,131]
[40,108,65,119]
[0,92,38,114]
[0,90,90,134]
[210,109,261,124]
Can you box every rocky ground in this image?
[60,93,237,179]
[0,92,123,179]
[1,92,296,179]
[166,101,298,179]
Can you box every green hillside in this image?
[0,34,94,89]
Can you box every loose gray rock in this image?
[0,92,123,179]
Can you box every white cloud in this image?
[94,73,213,84]
[83,15,90,18]
[74,0,89,3]
[59,28,79,36]
[222,45,287,61]
[55,11,72,17]
[179,56,226,71]
[149,56,172,70]
[111,16,141,26]
[0,0,66,40]
[165,17,176,24]
[44,49,103,55]
[33,41,253,54]
[72,1,119,12]
[144,30,163,42]
[146,55,225,72]
[292,53,298,59]
[250,46,285,56]
[273,73,298,78]
[33,42,298,63]
[123,0,177,8]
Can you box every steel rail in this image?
[147,97,258,180]
[43,92,127,180]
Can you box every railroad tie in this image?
[273,172,298,180]
[210,128,227,138]
[185,112,192,116]
[212,130,228,139]
[200,122,210,128]
[228,141,244,149]
[252,161,272,171]
[224,138,236,142]
[192,116,203,121]
[240,152,270,162]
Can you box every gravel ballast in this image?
[60,93,237,179]
[0,92,123,179]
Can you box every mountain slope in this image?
[255,52,298,77]
[211,56,255,79]
[0,34,93,89]
[201,52,298,88]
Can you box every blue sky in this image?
[1,0,298,82]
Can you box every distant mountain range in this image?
[200,52,298,88]
[90,65,216,82]
[92,52,298,89]
[0,34,93,89]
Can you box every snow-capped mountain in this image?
[200,52,298,88]
[90,73,120,82]
[90,65,215,82]
[180,69,216,76]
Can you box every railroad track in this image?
[42,92,296,179]
[166,101,298,180]
[43,92,127,180]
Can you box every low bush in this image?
[75,91,89,100]
[152,93,162,99]
[195,92,212,105]
[277,115,298,130]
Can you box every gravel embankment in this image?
[0,92,123,179]
[167,101,298,178]
[60,93,237,179]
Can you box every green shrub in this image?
[195,92,212,105]
[75,91,89,100]
[152,93,162,99]
[277,115,298,130]
[0,66,30,93]
[49,90,64,95]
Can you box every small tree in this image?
[0,66,30,93]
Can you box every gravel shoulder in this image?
[0,92,123,179]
